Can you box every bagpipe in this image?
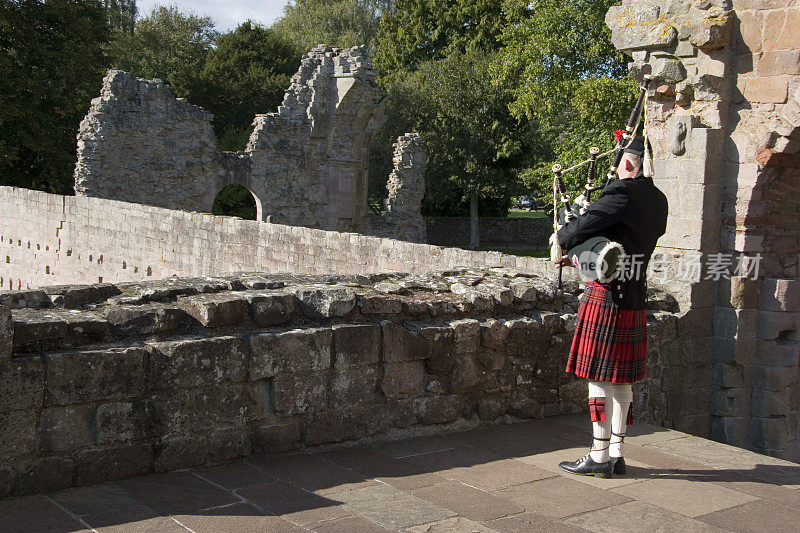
[550,75,653,287]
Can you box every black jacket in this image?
[557,173,668,309]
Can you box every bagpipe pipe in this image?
[550,75,652,288]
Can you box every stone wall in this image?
[607,0,800,460]
[74,46,425,238]
[0,269,681,497]
[0,186,564,292]
[425,216,552,250]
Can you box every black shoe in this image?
[559,453,612,478]
[610,456,626,475]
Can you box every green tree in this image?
[0,0,110,194]
[108,5,217,97]
[490,0,637,206]
[273,0,391,52]
[103,0,136,34]
[375,0,504,74]
[195,20,301,150]
[383,50,537,248]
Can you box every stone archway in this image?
[212,183,263,222]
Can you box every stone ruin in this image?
[74,45,426,241]
[607,0,800,459]
[0,268,680,496]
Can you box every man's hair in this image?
[623,152,642,169]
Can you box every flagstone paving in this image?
[3,414,800,532]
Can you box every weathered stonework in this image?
[0,269,681,497]
[608,0,800,461]
[74,46,424,238]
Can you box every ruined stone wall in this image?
[74,46,424,239]
[0,269,680,497]
[607,0,800,460]
[362,133,428,243]
[0,186,562,292]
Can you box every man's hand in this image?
[558,253,573,267]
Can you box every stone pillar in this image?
[380,133,427,243]
[606,0,800,460]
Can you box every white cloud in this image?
[136,1,288,32]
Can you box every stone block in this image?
[148,336,247,389]
[736,10,763,53]
[757,50,800,76]
[74,445,151,486]
[0,356,44,411]
[250,327,332,380]
[751,388,790,418]
[606,4,678,50]
[271,371,328,415]
[504,317,549,358]
[95,402,140,446]
[752,365,794,391]
[0,304,11,360]
[480,318,508,350]
[357,294,403,315]
[0,409,37,457]
[207,427,251,462]
[332,323,380,369]
[755,338,799,367]
[756,310,799,340]
[245,291,300,326]
[38,405,95,452]
[45,347,147,404]
[760,278,800,312]
[178,293,251,328]
[425,339,456,377]
[153,435,208,472]
[330,365,381,406]
[651,57,687,83]
[46,283,121,308]
[449,355,480,391]
[11,311,67,350]
[452,319,480,354]
[105,304,192,335]
[413,395,462,425]
[252,419,302,453]
[749,416,789,450]
[294,286,356,318]
[383,321,428,362]
[17,456,74,496]
[743,76,789,103]
[0,290,50,309]
[305,408,366,445]
[382,361,423,399]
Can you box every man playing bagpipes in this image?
[551,102,669,477]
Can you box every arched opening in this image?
[212,184,262,221]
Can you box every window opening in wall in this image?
[122,261,126,270]
[146,266,152,277]
[212,184,260,221]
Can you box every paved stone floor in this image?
[4,414,800,532]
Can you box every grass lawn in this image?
[507,209,547,219]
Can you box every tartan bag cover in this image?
[566,281,648,383]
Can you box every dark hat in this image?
[622,135,645,157]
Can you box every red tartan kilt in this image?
[566,281,648,383]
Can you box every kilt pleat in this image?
[566,281,647,383]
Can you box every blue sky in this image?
[136,1,288,32]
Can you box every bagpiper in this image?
[556,135,669,478]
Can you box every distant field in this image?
[507,209,547,219]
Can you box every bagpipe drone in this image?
[550,75,653,288]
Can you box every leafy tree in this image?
[490,0,637,206]
[195,21,301,149]
[103,0,136,34]
[0,0,110,194]
[273,0,391,52]
[108,5,217,97]
[375,0,504,74]
[380,50,537,248]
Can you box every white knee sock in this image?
[609,383,633,458]
[587,381,610,463]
